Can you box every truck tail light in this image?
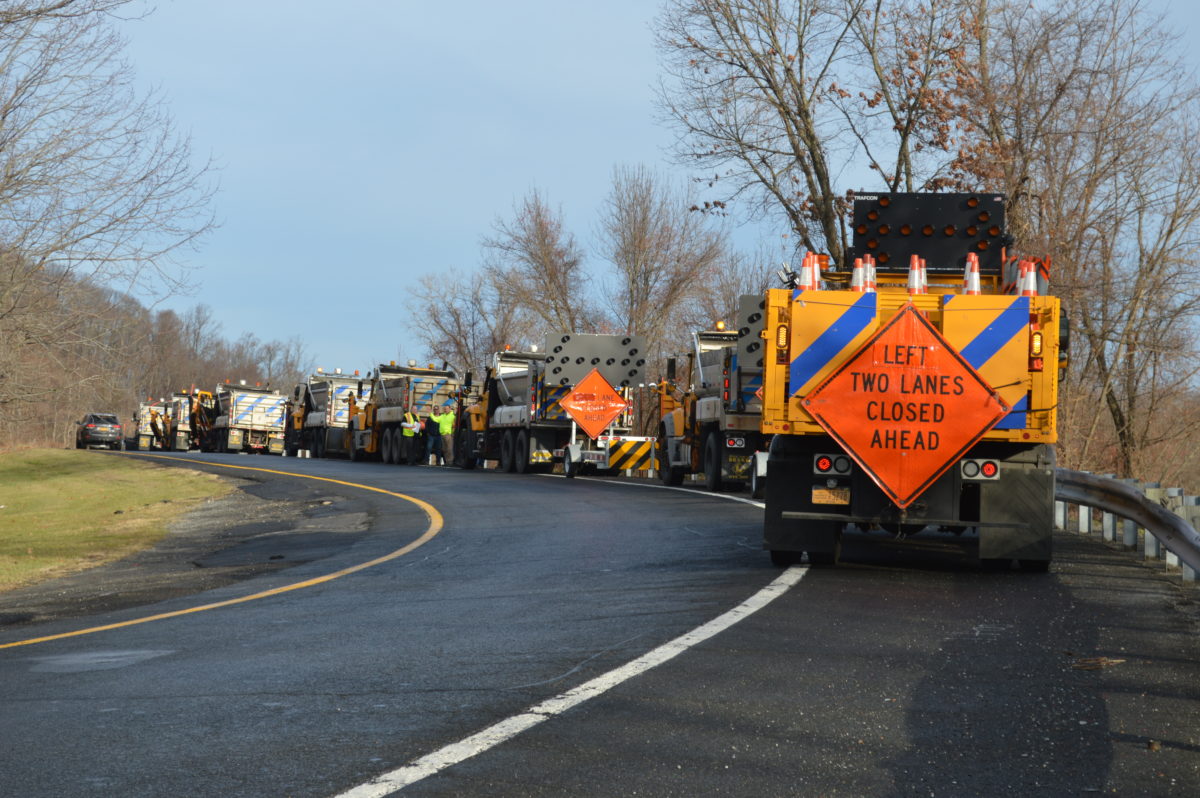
[1029,320,1044,371]
[813,453,851,475]
[961,459,1000,480]
[776,324,788,349]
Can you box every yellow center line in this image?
[0,454,444,650]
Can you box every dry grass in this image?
[0,449,230,592]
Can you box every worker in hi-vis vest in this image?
[401,409,422,465]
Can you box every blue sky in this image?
[123,1,699,374]
[122,0,1199,375]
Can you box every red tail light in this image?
[815,455,833,472]
[86,423,96,429]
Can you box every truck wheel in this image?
[564,456,579,479]
[657,428,684,486]
[500,430,515,472]
[380,428,394,464]
[514,431,530,474]
[751,469,765,500]
[456,431,476,469]
[807,534,842,567]
[703,432,723,492]
[348,436,360,461]
[1019,559,1051,573]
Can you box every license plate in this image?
[812,486,850,505]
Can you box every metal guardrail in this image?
[1055,468,1200,581]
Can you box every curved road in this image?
[1,453,1198,796]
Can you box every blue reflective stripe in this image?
[956,296,1030,368]
[741,373,762,403]
[234,395,266,423]
[994,394,1028,430]
[333,386,351,420]
[789,293,876,393]
[416,379,448,406]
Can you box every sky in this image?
[120,0,1199,376]
[121,0,709,375]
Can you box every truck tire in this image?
[380,427,394,464]
[703,432,723,492]
[564,456,579,479]
[455,431,476,469]
[500,430,515,473]
[751,469,765,500]
[657,427,684,486]
[514,431,530,474]
[348,435,360,461]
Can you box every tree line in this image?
[407,0,1200,486]
[0,1,303,448]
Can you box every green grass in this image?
[0,449,230,592]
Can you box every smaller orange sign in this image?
[559,368,629,440]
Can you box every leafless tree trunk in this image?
[482,190,596,337]
[406,269,530,381]
[598,165,727,347]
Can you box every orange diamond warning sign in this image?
[803,305,1009,508]
[560,368,629,440]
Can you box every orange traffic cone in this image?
[907,254,927,295]
[962,252,982,295]
[800,252,821,291]
[865,254,877,293]
[1020,259,1038,296]
[849,258,866,292]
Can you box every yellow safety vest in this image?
[402,412,419,437]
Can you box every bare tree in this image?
[947,0,1200,478]
[0,0,216,415]
[654,0,968,264]
[407,269,531,381]
[598,164,728,348]
[482,190,596,337]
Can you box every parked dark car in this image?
[76,413,123,450]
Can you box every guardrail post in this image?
[1143,484,1165,560]
[1102,511,1116,542]
[1076,503,1092,534]
[1176,496,1200,583]
[1117,479,1141,549]
[1163,488,1185,569]
[1055,500,1067,531]
[1121,518,1138,549]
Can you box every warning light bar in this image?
[813,453,852,475]
[960,459,1000,480]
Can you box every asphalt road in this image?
[1,452,1198,797]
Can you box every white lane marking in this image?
[333,566,807,797]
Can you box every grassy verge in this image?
[0,449,230,592]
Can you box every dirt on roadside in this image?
[0,474,372,628]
